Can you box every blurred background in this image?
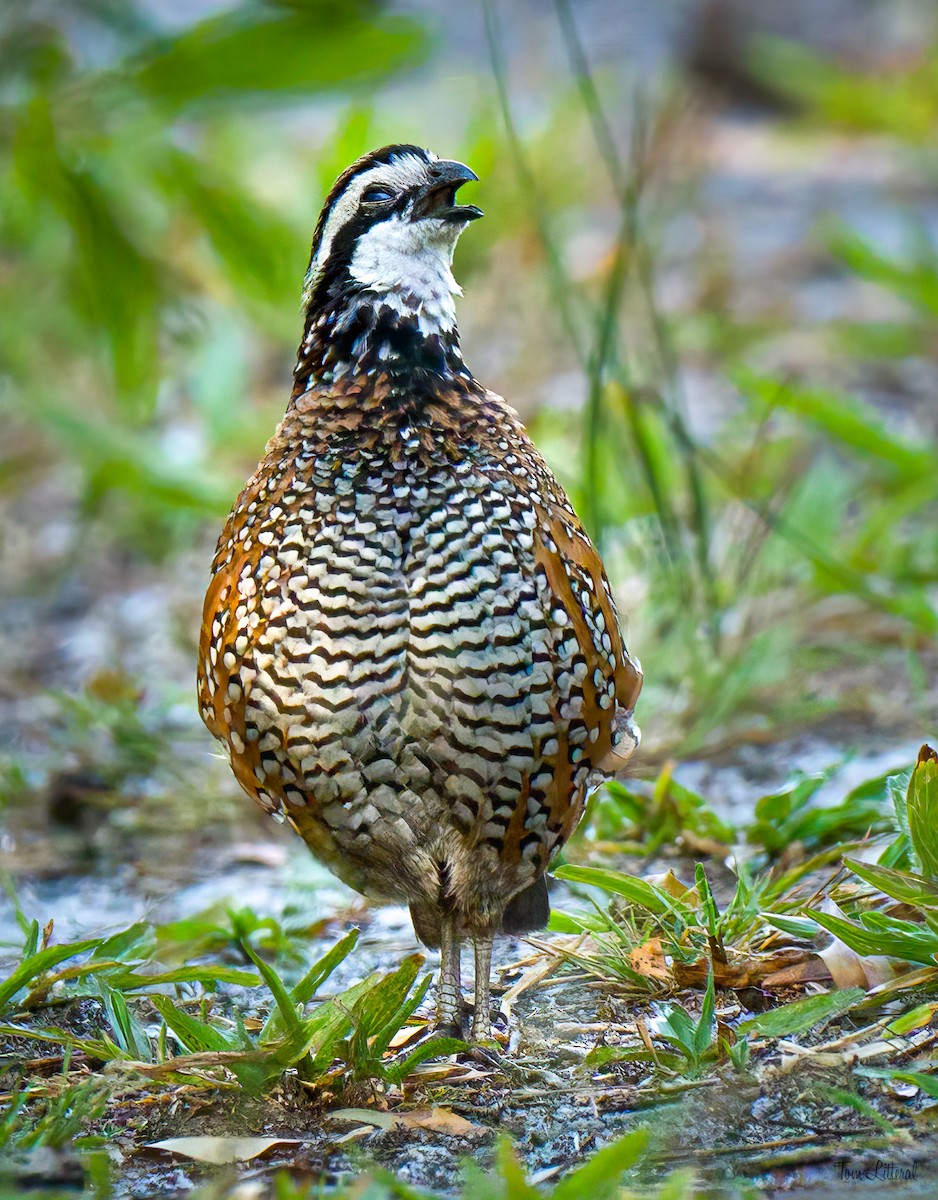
[1,0,937,908]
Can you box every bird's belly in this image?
[230,468,563,903]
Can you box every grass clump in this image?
[805,746,938,968]
[0,915,462,1104]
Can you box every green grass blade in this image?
[149,995,237,1054]
[845,858,938,908]
[238,937,300,1036]
[811,907,938,964]
[554,865,674,916]
[907,746,938,879]
[0,938,100,1013]
[383,1036,467,1086]
[552,1128,649,1200]
[693,970,716,1061]
[737,367,931,477]
[737,987,866,1038]
[0,1022,125,1062]
[113,966,260,990]
[371,971,433,1060]
[253,927,362,1047]
[858,1067,938,1099]
[289,929,360,1006]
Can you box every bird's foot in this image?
[433,999,508,1046]
[431,996,473,1042]
[469,1003,509,1046]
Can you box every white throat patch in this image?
[347,213,464,336]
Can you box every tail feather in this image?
[501,875,550,935]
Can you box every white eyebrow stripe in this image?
[302,152,436,307]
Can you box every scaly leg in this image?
[471,932,495,1041]
[437,916,462,1036]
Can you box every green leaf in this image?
[827,223,938,315]
[907,747,938,879]
[695,865,719,936]
[150,995,238,1055]
[261,929,359,1042]
[762,912,821,939]
[135,6,430,113]
[737,987,866,1038]
[889,768,915,863]
[22,920,40,960]
[290,926,359,1012]
[383,1036,467,1086]
[0,1022,125,1062]
[94,923,153,962]
[92,979,152,1061]
[552,1129,649,1199]
[158,149,297,310]
[845,857,938,908]
[238,935,301,1036]
[811,907,938,965]
[0,938,100,1013]
[547,910,591,934]
[749,36,938,144]
[858,1067,938,1099]
[584,1044,684,1070]
[693,970,716,1061]
[739,370,931,476]
[371,972,433,1061]
[886,1002,938,1036]
[112,966,260,990]
[494,1137,540,1200]
[353,954,424,1043]
[813,1085,897,1134]
[13,98,164,410]
[650,1002,699,1061]
[554,865,674,916]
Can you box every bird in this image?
[197,145,642,1041]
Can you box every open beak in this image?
[413,160,483,223]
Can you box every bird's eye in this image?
[362,185,394,203]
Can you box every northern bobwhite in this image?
[198,145,642,1039]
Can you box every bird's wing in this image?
[197,460,300,816]
[526,478,642,839]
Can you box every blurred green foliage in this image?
[751,36,938,143]
[0,0,430,554]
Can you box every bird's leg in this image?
[437,915,462,1037]
[471,932,495,1041]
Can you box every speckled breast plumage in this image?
[198,378,641,940]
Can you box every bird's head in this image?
[301,145,482,336]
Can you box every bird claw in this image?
[433,999,508,1046]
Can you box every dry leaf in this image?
[403,1061,492,1084]
[761,955,832,988]
[386,1022,428,1050]
[327,1106,483,1138]
[819,936,894,988]
[501,933,589,1014]
[816,899,895,988]
[627,937,669,981]
[645,871,696,902]
[673,946,824,990]
[145,1137,301,1165]
[327,1109,395,1131]
[395,1107,484,1137]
